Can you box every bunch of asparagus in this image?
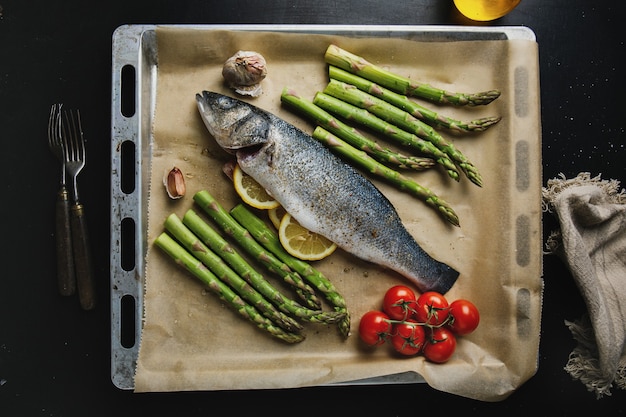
[280,45,502,226]
[154,190,350,344]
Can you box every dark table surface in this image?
[1,0,625,415]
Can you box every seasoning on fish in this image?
[195,91,460,294]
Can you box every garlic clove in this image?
[164,167,186,199]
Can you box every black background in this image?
[1,0,625,415]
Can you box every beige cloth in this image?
[543,172,626,398]
[134,27,543,401]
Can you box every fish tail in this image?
[426,263,459,295]
[404,254,459,294]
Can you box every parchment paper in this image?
[134,27,543,401]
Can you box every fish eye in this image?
[216,96,238,109]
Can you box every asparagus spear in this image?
[309,91,460,181]
[164,213,303,332]
[328,66,501,132]
[322,80,483,187]
[280,88,452,178]
[229,204,351,337]
[193,190,322,310]
[324,44,500,106]
[312,127,460,227]
[182,209,346,325]
[154,233,305,344]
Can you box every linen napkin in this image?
[542,172,626,398]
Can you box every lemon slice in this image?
[232,164,280,210]
[268,205,287,229]
[278,213,337,261]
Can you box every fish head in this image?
[196,91,270,154]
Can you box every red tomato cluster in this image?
[358,285,480,363]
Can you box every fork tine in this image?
[61,109,72,161]
[48,105,54,145]
[74,109,85,161]
[48,104,56,145]
[48,104,62,150]
[62,109,85,163]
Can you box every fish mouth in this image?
[233,142,265,161]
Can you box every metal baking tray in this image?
[110,24,537,390]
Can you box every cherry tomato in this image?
[447,299,480,335]
[415,291,450,326]
[358,310,391,346]
[382,285,417,320]
[390,320,425,356]
[423,327,457,363]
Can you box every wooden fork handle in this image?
[70,202,97,310]
[55,186,76,296]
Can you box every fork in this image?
[61,108,97,310]
[48,104,76,297]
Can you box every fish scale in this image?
[196,91,459,294]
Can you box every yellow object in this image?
[278,213,337,261]
[268,205,287,229]
[453,0,521,21]
[232,164,280,210]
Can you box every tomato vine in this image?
[358,285,480,362]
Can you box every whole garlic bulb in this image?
[222,50,267,97]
